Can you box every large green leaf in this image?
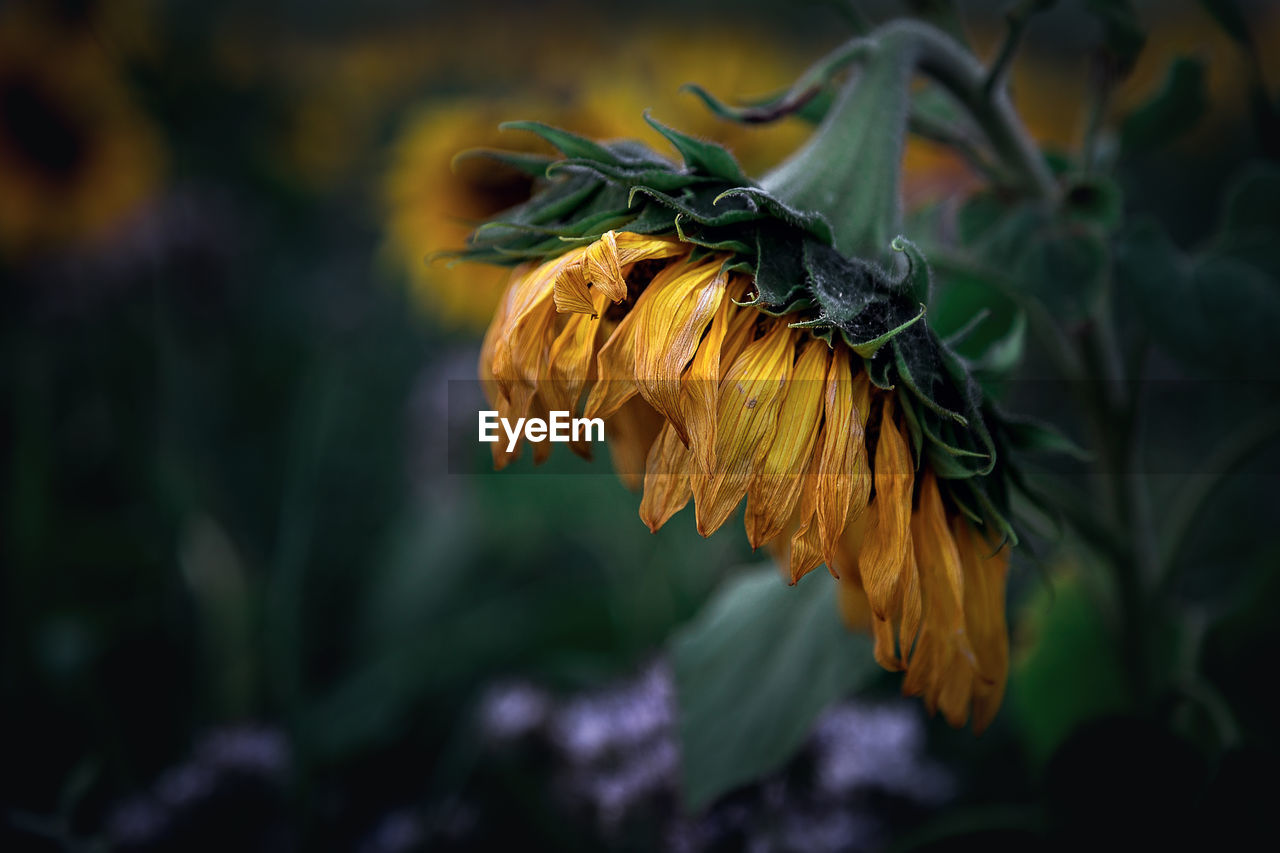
[1120,56,1208,157]
[1008,575,1132,767]
[1212,163,1280,279]
[1115,218,1280,376]
[671,566,876,810]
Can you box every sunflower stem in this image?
[760,20,1056,258]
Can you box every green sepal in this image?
[499,120,633,167]
[846,303,927,358]
[999,412,1093,461]
[643,113,750,184]
[451,147,557,177]
[891,235,932,304]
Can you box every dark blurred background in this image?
[3,0,1279,850]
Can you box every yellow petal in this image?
[552,231,685,315]
[581,229,626,303]
[492,253,587,406]
[690,321,795,537]
[899,543,922,661]
[955,518,1010,734]
[614,230,685,266]
[902,471,976,725]
[681,283,732,477]
[582,270,664,421]
[639,421,693,532]
[552,263,597,316]
[479,262,524,386]
[545,288,609,417]
[744,338,828,548]
[633,259,727,444]
[858,398,915,620]
[788,513,825,583]
[815,350,872,567]
[914,469,969,647]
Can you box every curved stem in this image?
[762,21,1056,200]
[755,20,1055,258]
[881,19,1057,200]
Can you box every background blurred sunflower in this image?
[0,3,165,257]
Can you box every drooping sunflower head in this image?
[478,220,1015,731]
[453,16,1057,731]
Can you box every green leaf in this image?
[1115,219,1280,376]
[1120,57,1208,156]
[1008,575,1132,766]
[1018,227,1108,324]
[672,566,876,810]
[1212,163,1280,279]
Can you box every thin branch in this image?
[984,0,1056,99]
[1158,407,1280,587]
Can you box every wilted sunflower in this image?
[456,21,1059,731]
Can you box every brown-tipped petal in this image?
[552,263,597,316]
[899,544,923,662]
[492,250,583,392]
[583,265,673,421]
[546,288,609,418]
[858,399,915,620]
[773,452,825,584]
[872,616,903,671]
[815,349,872,564]
[956,518,1010,733]
[914,470,971,650]
[682,282,737,477]
[744,339,827,548]
[717,292,759,367]
[788,514,825,584]
[614,230,687,267]
[530,393,555,466]
[690,322,795,537]
[633,260,727,443]
[639,421,693,532]
[936,648,975,728]
[582,230,627,304]
[902,474,978,723]
[829,509,871,583]
[480,264,523,385]
[606,397,665,491]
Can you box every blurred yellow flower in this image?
[0,5,165,256]
[380,23,814,331]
